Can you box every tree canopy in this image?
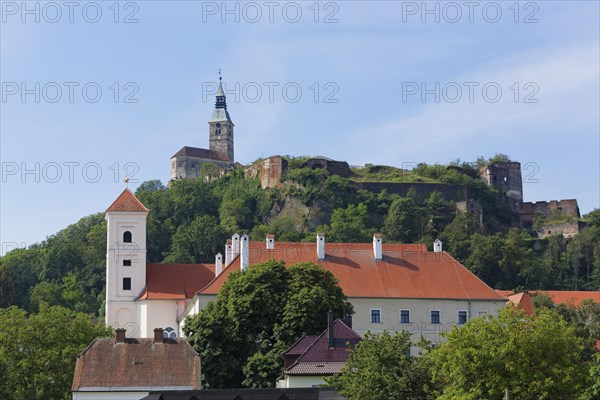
[428,307,588,400]
[183,260,353,388]
[326,331,430,400]
[0,305,111,400]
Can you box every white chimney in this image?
[215,253,223,276]
[266,234,275,250]
[240,234,250,271]
[225,239,233,266]
[373,233,382,261]
[232,233,240,256]
[317,232,325,260]
[433,239,442,253]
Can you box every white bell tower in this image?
[105,188,149,337]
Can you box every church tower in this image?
[208,74,234,163]
[105,188,149,337]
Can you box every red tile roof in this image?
[106,188,149,212]
[71,338,200,391]
[497,290,600,307]
[138,264,216,300]
[198,242,505,301]
[540,291,600,307]
[506,292,535,316]
[284,319,361,376]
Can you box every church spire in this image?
[215,70,227,110]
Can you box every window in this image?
[123,277,131,291]
[123,260,132,266]
[478,310,488,317]
[163,327,177,339]
[458,310,468,325]
[400,309,410,324]
[215,123,221,135]
[123,231,132,243]
[431,310,440,324]
[370,309,381,324]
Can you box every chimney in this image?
[225,239,233,266]
[115,328,126,343]
[433,239,442,253]
[232,233,241,256]
[215,253,223,276]
[266,234,275,250]
[153,328,164,342]
[342,314,353,329]
[327,310,335,349]
[240,234,249,271]
[317,232,325,260]
[373,233,382,261]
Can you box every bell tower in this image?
[105,187,149,337]
[209,72,234,162]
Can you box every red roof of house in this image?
[138,264,216,300]
[198,242,505,301]
[497,290,600,307]
[284,319,361,376]
[506,292,535,316]
[106,188,149,212]
[72,337,200,391]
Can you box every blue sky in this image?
[1,0,599,253]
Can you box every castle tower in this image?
[208,74,234,163]
[480,161,523,212]
[105,188,149,337]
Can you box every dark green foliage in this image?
[330,203,374,243]
[0,305,112,400]
[183,260,353,389]
[163,215,229,263]
[326,331,430,400]
[428,307,588,400]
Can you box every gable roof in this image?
[72,338,200,391]
[284,319,361,376]
[197,241,505,301]
[138,264,216,300]
[106,188,149,212]
[171,146,230,162]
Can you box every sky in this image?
[1,0,599,254]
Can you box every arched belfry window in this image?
[215,123,221,136]
[123,231,132,243]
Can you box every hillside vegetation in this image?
[1,156,600,318]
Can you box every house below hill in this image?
[277,315,361,389]
[72,328,200,400]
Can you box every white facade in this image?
[105,209,148,337]
[276,375,327,389]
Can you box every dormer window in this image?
[123,231,132,243]
[163,327,177,339]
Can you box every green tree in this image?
[428,307,588,400]
[184,260,353,388]
[326,331,429,400]
[0,305,111,400]
[441,213,479,263]
[163,215,229,263]
[382,193,420,243]
[329,203,374,243]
